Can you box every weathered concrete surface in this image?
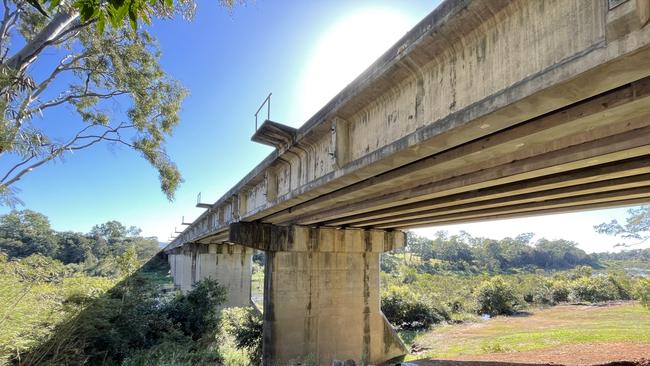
[168,0,650,248]
[165,0,650,364]
[168,243,252,307]
[248,226,407,366]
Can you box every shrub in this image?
[551,280,570,303]
[475,277,520,316]
[522,279,553,305]
[607,272,633,300]
[19,262,226,366]
[381,293,449,330]
[165,279,227,340]
[634,277,650,308]
[222,307,263,364]
[570,276,621,303]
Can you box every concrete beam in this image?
[324,156,650,226]
[228,222,405,253]
[352,173,650,227]
[380,186,650,229]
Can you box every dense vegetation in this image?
[0,210,160,271]
[0,210,262,365]
[380,232,650,333]
[0,250,263,365]
[1,208,649,365]
[390,231,598,275]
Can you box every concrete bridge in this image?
[164,0,650,364]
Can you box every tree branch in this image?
[0,123,136,187]
[0,0,20,62]
[2,10,82,72]
[0,153,35,184]
[30,89,128,113]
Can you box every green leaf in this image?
[128,5,138,31]
[96,13,106,33]
[111,1,131,28]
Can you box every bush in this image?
[381,293,449,330]
[18,258,227,366]
[522,279,553,305]
[634,277,650,308]
[475,277,520,316]
[570,276,622,303]
[222,307,263,365]
[551,280,570,303]
[607,272,633,300]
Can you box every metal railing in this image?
[254,92,272,131]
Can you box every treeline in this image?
[0,210,160,276]
[595,247,650,261]
[384,231,599,274]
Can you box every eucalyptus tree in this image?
[0,0,236,205]
[596,205,650,247]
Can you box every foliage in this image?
[399,231,597,275]
[164,278,226,340]
[595,205,650,245]
[634,277,650,308]
[569,275,632,303]
[16,254,227,365]
[0,210,160,269]
[221,307,263,364]
[0,254,115,363]
[381,291,449,331]
[0,0,223,204]
[475,276,521,316]
[551,280,570,303]
[0,210,58,258]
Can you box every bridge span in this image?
[165,0,650,364]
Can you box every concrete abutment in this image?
[230,223,408,365]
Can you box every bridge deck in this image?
[168,0,650,250]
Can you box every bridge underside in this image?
[165,0,650,364]
[198,76,650,244]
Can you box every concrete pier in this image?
[230,223,408,365]
[168,243,253,307]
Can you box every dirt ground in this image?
[404,303,650,366]
[424,342,650,365]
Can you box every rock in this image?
[343,360,355,366]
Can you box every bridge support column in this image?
[167,243,252,307]
[167,246,193,292]
[229,223,408,366]
[195,243,253,308]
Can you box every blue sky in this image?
[1,0,644,253]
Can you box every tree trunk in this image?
[3,11,79,72]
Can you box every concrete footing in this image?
[259,227,407,366]
[168,243,253,307]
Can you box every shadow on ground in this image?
[13,252,224,366]
[405,358,650,366]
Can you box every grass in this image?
[0,274,116,363]
[405,302,650,360]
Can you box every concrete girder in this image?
[169,0,650,250]
[264,77,650,226]
[323,156,650,226]
[350,173,650,228]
